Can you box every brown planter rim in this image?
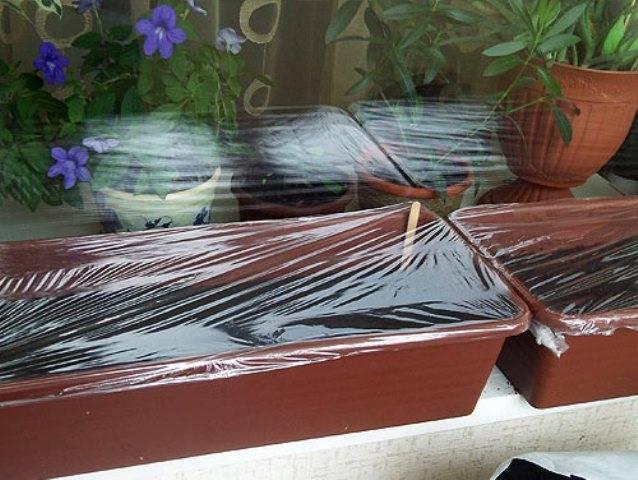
[450,197,638,335]
[0,313,530,407]
[231,177,356,219]
[357,152,474,200]
[1,204,530,406]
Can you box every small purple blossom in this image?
[83,137,120,154]
[185,0,207,15]
[48,146,91,190]
[215,27,246,55]
[136,5,186,60]
[33,42,69,85]
[73,0,102,14]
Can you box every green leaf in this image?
[483,55,522,77]
[87,91,116,118]
[534,65,562,97]
[16,97,39,122]
[121,86,143,116]
[72,32,103,49]
[397,22,432,50]
[31,0,62,17]
[107,25,133,42]
[538,34,580,54]
[346,69,372,96]
[482,40,527,57]
[19,73,43,91]
[545,3,589,38]
[382,3,426,21]
[0,59,9,77]
[602,16,627,56]
[550,103,572,144]
[325,0,362,44]
[66,96,86,123]
[444,8,483,25]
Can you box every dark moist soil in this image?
[499,236,638,316]
[0,244,522,382]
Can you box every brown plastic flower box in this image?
[0,205,529,479]
[450,197,638,408]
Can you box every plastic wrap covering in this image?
[491,452,638,480]
[0,204,529,405]
[350,99,496,193]
[449,198,638,344]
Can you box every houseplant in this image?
[326,1,493,214]
[351,99,483,216]
[0,0,256,234]
[229,107,359,221]
[477,0,638,192]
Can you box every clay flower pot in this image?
[477,179,573,205]
[0,205,529,479]
[501,63,638,188]
[357,151,474,217]
[450,197,638,408]
[228,107,371,221]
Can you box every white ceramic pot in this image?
[97,168,222,232]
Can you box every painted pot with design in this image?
[87,117,223,233]
[501,63,638,188]
[97,168,222,233]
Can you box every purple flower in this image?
[48,146,91,190]
[33,42,69,85]
[73,0,102,14]
[83,137,120,154]
[136,5,187,60]
[185,0,207,15]
[215,27,246,55]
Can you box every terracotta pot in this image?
[478,179,573,205]
[231,177,355,221]
[501,63,638,188]
[450,197,638,407]
[357,156,474,217]
[0,205,529,479]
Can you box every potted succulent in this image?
[476,0,638,191]
[0,0,258,235]
[229,107,359,221]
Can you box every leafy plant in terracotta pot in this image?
[326,1,492,214]
[351,99,490,216]
[228,108,357,221]
[477,0,638,191]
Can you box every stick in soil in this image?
[401,202,421,271]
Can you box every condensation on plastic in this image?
[0,99,532,243]
[350,99,501,192]
[449,197,638,352]
[0,203,530,407]
[491,452,638,480]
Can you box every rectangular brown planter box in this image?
[0,205,529,479]
[450,197,638,408]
